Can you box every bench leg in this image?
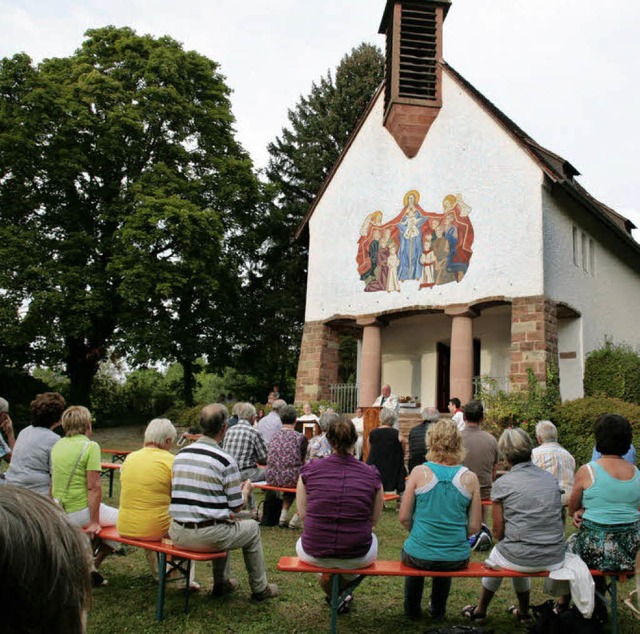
[329,574,340,634]
[183,559,192,614]
[157,552,167,622]
[594,575,619,634]
[108,469,114,498]
[609,576,618,634]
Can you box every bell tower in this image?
[379,0,451,157]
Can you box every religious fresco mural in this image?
[356,190,474,293]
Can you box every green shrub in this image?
[292,400,338,416]
[552,396,640,467]
[476,365,560,435]
[163,404,202,430]
[584,338,640,405]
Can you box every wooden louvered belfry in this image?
[379,0,451,157]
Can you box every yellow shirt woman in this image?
[117,446,174,539]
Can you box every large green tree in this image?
[241,43,384,398]
[0,26,258,405]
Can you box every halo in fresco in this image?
[356,190,474,293]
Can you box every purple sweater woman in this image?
[295,416,383,608]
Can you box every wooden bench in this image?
[252,482,400,503]
[100,462,121,498]
[277,556,631,634]
[101,448,131,463]
[99,526,228,621]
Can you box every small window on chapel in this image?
[572,225,594,276]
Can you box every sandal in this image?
[337,594,353,614]
[553,600,569,614]
[507,605,533,623]
[461,604,486,623]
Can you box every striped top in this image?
[169,436,243,523]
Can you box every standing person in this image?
[400,420,482,621]
[50,406,119,586]
[367,408,406,495]
[169,403,278,601]
[564,414,640,621]
[372,384,400,419]
[461,400,498,502]
[462,428,565,625]
[296,416,383,607]
[266,405,308,528]
[297,402,319,425]
[0,396,15,467]
[407,406,440,472]
[3,392,65,494]
[448,398,465,432]
[352,407,364,459]
[256,399,285,446]
[531,420,575,508]
[267,386,280,405]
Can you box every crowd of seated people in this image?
[1,389,637,628]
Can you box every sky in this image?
[1,0,639,237]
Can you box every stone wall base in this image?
[294,321,340,404]
[510,295,558,389]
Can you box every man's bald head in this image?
[200,403,229,437]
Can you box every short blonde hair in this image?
[61,406,91,437]
[426,420,466,464]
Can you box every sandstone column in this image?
[358,317,381,407]
[446,307,477,405]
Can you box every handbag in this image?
[54,441,90,511]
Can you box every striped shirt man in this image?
[170,436,243,523]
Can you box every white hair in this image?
[379,407,397,427]
[535,420,558,444]
[0,397,8,413]
[235,402,257,421]
[144,418,177,445]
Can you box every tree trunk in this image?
[65,338,103,407]
[182,358,195,407]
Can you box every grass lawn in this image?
[88,475,637,634]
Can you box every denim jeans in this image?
[401,549,469,619]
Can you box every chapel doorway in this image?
[436,339,481,412]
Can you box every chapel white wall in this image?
[542,190,640,357]
[305,71,546,322]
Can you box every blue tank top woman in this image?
[402,462,473,620]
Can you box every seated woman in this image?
[565,413,640,620]
[367,407,406,494]
[305,410,337,462]
[51,405,119,586]
[296,416,383,606]
[463,427,565,624]
[117,418,177,540]
[4,392,65,495]
[0,484,92,633]
[117,418,198,587]
[400,420,482,621]
[266,404,308,528]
